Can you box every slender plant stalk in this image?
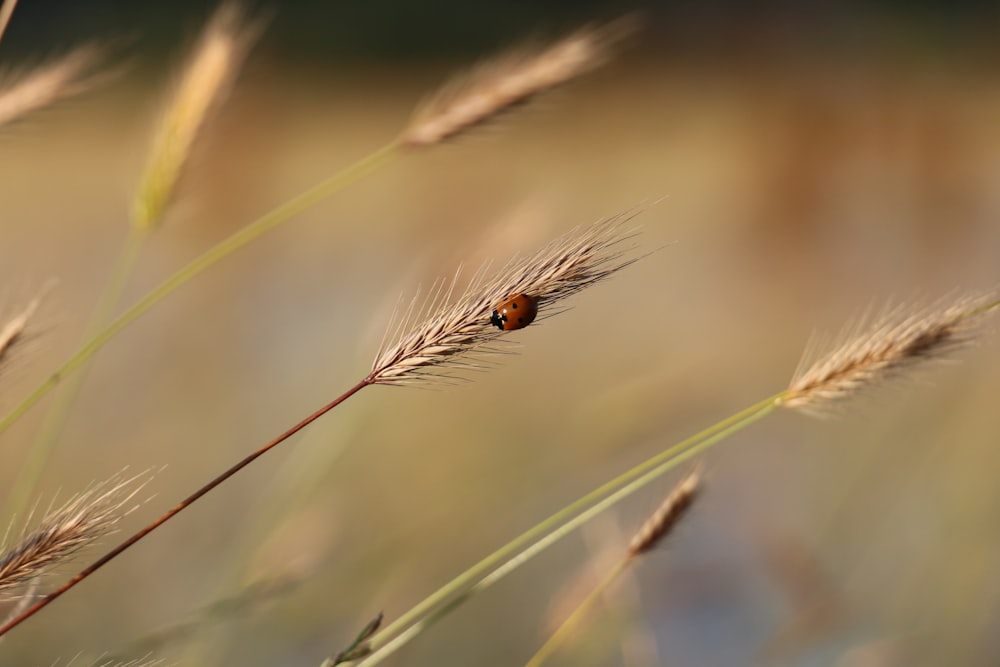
[0,142,400,439]
[6,228,146,519]
[523,558,630,667]
[355,394,782,665]
[0,379,371,638]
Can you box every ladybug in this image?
[490,293,539,331]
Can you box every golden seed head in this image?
[0,470,152,598]
[628,468,702,557]
[368,209,643,386]
[131,2,263,231]
[783,294,998,415]
[0,44,106,130]
[400,16,635,149]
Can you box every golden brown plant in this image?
[399,17,634,149]
[368,210,642,386]
[0,44,106,129]
[782,294,998,414]
[0,470,151,598]
[628,468,702,556]
[131,1,263,230]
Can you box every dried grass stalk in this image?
[0,44,105,129]
[628,468,701,556]
[0,470,151,597]
[368,210,642,386]
[131,2,263,230]
[400,17,634,149]
[783,294,998,414]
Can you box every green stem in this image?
[523,558,631,667]
[356,393,784,665]
[0,141,401,439]
[6,226,147,518]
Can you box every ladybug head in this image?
[489,309,506,331]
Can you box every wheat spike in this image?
[131,2,263,230]
[0,470,152,597]
[628,468,701,556]
[0,44,106,129]
[783,294,998,414]
[400,17,634,149]
[0,287,48,377]
[368,209,643,386]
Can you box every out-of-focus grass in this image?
[1,38,999,667]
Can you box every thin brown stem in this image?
[0,378,371,638]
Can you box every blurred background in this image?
[1,1,1000,665]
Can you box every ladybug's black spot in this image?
[517,317,525,323]
[511,302,519,309]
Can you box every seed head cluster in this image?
[784,294,998,414]
[0,289,46,378]
[628,469,701,557]
[131,2,262,231]
[400,17,634,149]
[0,471,150,598]
[368,210,642,386]
[0,44,106,130]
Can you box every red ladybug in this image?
[490,293,539,331]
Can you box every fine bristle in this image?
[399,16,636,149]
[627,468,701,557]
[367,209,643,386]
[783,294,999,414]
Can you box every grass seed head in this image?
[0,286,50,380]
[0,470,152,598]
[367,209,643,386]
[400,16,635,149]
[131,2,263,231]
[628,468,701,557]
[0,44,107,130]
[783,293,999,415]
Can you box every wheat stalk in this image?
[782,294,998,414]
[368,210,642,385]
[131,1,263,230]
[400,17,634,149]
[0,44,107,129]
[627,467,702,556]
[0,470,151,598]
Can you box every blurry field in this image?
[1,5,1000,666]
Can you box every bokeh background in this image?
[2,1,1000,665]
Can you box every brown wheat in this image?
[0,44,106,129]
[131,1,263,230]
[783,294,998,414]
[0,470,151,597]
[0,288,46,375]
[399,17,635,149]
[368,209,643,386]
[628,468,702,556]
